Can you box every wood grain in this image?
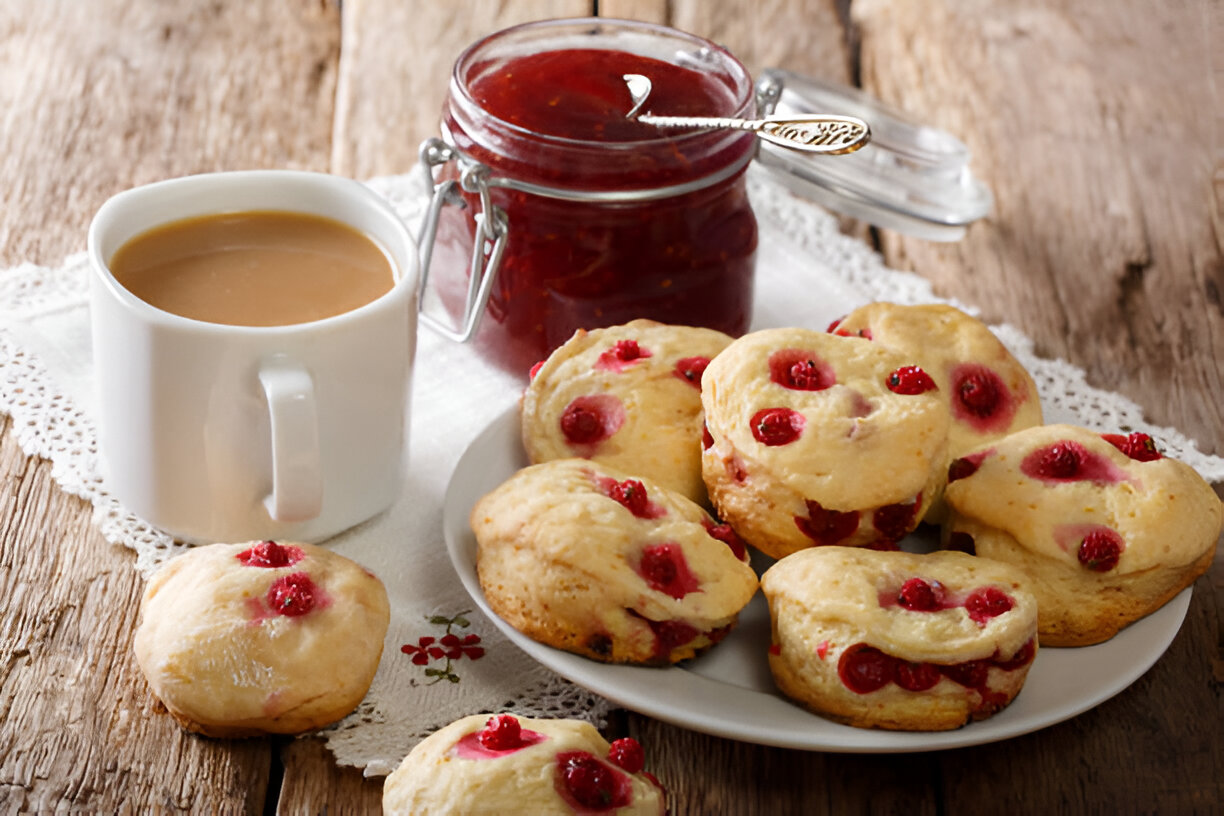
[331,0,594,179]
[0,0,339,811]
[0,0,339,267]
[852,2,1224,809]
[276,737,382,814]
[0,412,272,813]
[854,0,1224,458]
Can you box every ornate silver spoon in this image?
[623,73,871,155]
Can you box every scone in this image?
[830,303,1042,520]
[383,714,666,815]
[701,327,951,558]
[761,547,1038,731]
[471,458,758,665]
[943,424,1223,646]
[133,540,390,737]
[522,319,734,503]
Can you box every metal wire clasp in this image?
[415,137,508,343]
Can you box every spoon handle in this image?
[636,113,871,155]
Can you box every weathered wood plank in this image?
[0,0,340,267]
[853,0,1224,810]
[276,737,383,815]
[854,0,1224,458]
[330,0,596,180]
[0,0,341,811]
[0,412,273,813]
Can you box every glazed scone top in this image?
[133,540,389,730]
[944,423,1224,573]
[702,327,951,508]
[761,547,1036,665]
[521,319,733,502]
[382,714,665,816]
[472,458,758,627]
[830,303,1042,457]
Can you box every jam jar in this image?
[419,18,759,374]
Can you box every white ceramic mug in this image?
[87,170,418,544]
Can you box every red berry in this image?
[897,578,941,611]
[478,714,522,750]
[701,422,714,450]
[750,407,805,446]
[638,544,698,599]
[768,349,834,391]
[826,316,846,333]
[1102,431,1162,462]
[873,499,919,542]
[673,356,711,389]
[941,659,989,690]
[559,396,623,446]
[704,521,747,560]
[266,572,317,617]
[607,738,645,774]
[237,540,303,568]
[886,366,937,395]
[648,619,699,651]
[787,360,830,390]
[528,360,545,380]
[1078,529,1123,572]
[955,370,1002,418]
[561,405,603,444]
[965,586,1014,624]
[947,457,980,483]
[1126,433,1162,461]
[795,500,859,546]
[895,661,942,692]
[612,339,642,361]
[607,479,649,517]
[639,547,677,590]
[557,752,627,811]
[838,644,895,694]
[1037,442,1083,479]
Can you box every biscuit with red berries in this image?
[943,424,1222,646]
[701,327,950,558]
[134,540,389,737]
[762,547,1038,730]
[471,458,757,665]
[522,319,733,504]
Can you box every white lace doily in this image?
[1,167,1220,776]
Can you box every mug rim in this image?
[86,169,419,334]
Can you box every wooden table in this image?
[3,1,1221,813]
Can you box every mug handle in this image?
[258,358,323,523]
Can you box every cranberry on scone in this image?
[943,423,1222,646]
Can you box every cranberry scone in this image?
[521,319,733,504]
[471,458,757,665]
[133,540,389,737]
[761,547,1038,731]
[701,327,951,558]
[830,303,1042,520]
[943,423,1222,646]
[383,714,666,816]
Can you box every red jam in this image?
[435,20,758,373]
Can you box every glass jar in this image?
[420,18,759,374]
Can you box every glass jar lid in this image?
[754,69,993,241]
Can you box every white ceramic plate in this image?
[442,406,1192,752]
